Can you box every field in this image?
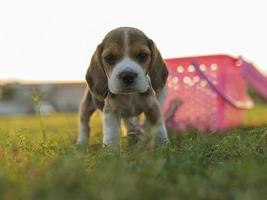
[0,105,267,199]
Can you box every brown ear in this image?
[85,44,108,100]
[148,39,169,91]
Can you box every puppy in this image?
[77,27,169,147]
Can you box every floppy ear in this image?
[148,39,169,91]
[85,44,108,101]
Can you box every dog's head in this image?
[86,27,168,100]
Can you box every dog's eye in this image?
[136,52,148,63]
[104,54,117,65]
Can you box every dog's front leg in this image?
[77,88,96,145]
[144,98,168,142]
[103,106,121,147]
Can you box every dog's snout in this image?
[118,71,138,85]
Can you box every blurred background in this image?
[0,0,266,115]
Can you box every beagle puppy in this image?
[77,27,169,147]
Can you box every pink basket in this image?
[163,55,254,132]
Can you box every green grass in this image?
[0,106,267,200]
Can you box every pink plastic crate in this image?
[163,55,254,132]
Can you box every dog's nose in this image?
[118,71,138,85]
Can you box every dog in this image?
[76,27,169,147]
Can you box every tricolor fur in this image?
[77,27,169,146]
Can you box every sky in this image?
[0,0,266,81]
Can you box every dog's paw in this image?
[102,143,120,156]
[127,132,148,151]
[76,137,89,146]
[159,138,171,151]
[127,133,139,146]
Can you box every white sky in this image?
[0,0,266,81]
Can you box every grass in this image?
[0,105,267,199]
